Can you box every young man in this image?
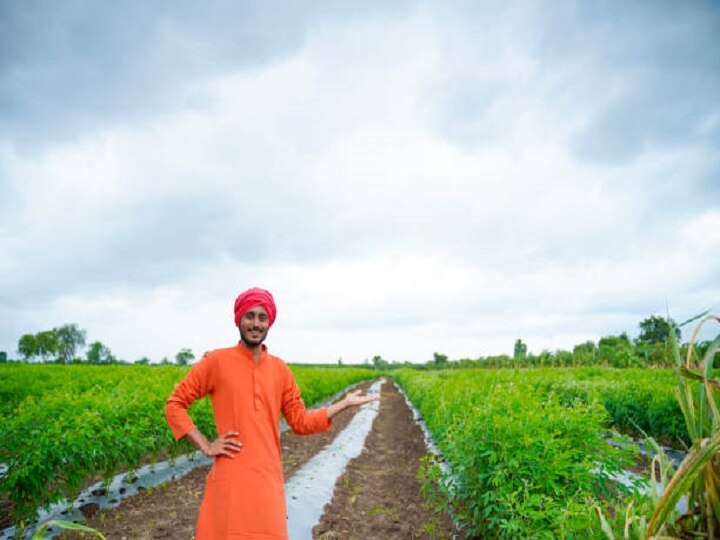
[165,287,378,539]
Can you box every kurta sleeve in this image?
[165,354,215,440]
[281,365,331,435]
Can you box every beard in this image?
[240,326,268,347]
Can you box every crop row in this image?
[394,368,649,539]
[0,363,375,526]
[526,367,687,445]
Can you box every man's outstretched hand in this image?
[345,389,380,407]
[327,388,380,419]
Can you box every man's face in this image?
[239,305,270,347]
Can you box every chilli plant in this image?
[600,313,720,539]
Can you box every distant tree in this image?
[556,349,573,367]
[0,351,6,363]
[538,350,554,367]
[135,357,151,365]
[175,348,195,366]
[337,357,343,366]
[572,341,597,366]
[86,341,114,364]
[598,333,639,368]
[513,339,527,367]
[55,324,87,364]
[371,355,389,370]
[36,330,59,362]
[635,316,681,367]
[161,356,171,365]
[432,352,448,365]
[637,316,681,345]
[18,334,38,362]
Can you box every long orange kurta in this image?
[165,343,331,539]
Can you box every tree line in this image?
[3,323,195,366]
[370,315,719,370]
[3,315,716,369]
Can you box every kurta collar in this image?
[236,341,268,365]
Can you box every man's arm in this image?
[326,389,380,419]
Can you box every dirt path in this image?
[313,379,459,540]
[57,379,459,539]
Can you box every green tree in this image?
[175,348,195,366]
[36,330,59,362]
[635,316,681,367]
[556,349,573,367]
[598,333,638,368]
[371,355,389,370]
[55,324,87,364]
[0,351,6,363]
[513,339,527,367]
[432,352,448,366]
[18,334,38,361]
[134,356,151,365]
[572,341,597,366]
[86,341,114,364]
[637,315,681,344]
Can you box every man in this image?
[165,287,378,539]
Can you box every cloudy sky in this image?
[1,1,718,364]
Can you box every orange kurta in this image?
[165,343,331,539]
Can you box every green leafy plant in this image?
[31,519,106,539]
[645,313,720,538]
[398,369,636,538]
[596,313,720,539]
[0,363,375,526]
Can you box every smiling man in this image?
[165,287,377,539]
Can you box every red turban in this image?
[233,287,277,328]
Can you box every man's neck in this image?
[240,340,263,363]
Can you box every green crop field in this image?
[0,363,375,526]
[394,365,720,539]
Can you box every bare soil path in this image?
[313,379,460,540]
[56,379,459,539]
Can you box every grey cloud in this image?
[0,0,413,149]
[1,178,370,307]
[425,1,720,162]
[548,2,720,164]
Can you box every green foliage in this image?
[598,313,720,538]
[637,315,681,345]
[55,324,87,364]
[18,334,38,361]
[0,363,375,526]
[432,352,448,365]
[598,333,639,368]
[175,348,195,366]
[530,368,687,446]
[32,519,106,539]
[371,355,389,369]
[513,339,527,366]
[16,324,87,363]
[395,368,635,538]
[85,341,115,364]
[35,330,59,362]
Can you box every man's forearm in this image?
[326,397,349,419]
[183,428,212,455]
